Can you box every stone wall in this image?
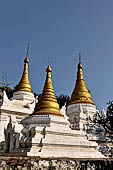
[0,157,113,170]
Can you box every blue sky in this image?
[0,0,112,110]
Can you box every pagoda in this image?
[67,54,97,130]
[0,46,35,142]
[20,63,103,159]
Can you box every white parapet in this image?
[20,114,105,158]
[11,91,35,103]
[66,103,98,130]
[0,91,35,142]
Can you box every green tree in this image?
[0,86,14,99]
[56,94,70,109]
[93,100,113,134]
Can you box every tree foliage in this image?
[93,100,113,134]
[0,86,14,99]
[56,94,70,109]
[106,100,113,131]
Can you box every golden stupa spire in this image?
[16,44,32,93]
[69,53,94,105]
[33,61,63,116]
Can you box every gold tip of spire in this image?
[24,56,29,63]
[16,45,32,93]
[69,54,94,105]
[46,65,52,72]
[32,64,63,117]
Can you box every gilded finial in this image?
[46,65,52,72]
[24,43,29,63]
[16,45,32,93]
[69,55,94,105]
[46,57,52,72]
[32,64,63,117]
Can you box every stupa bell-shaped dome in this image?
[16,55,32,93]
[32,65,63,116]
[69,55,94,105]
